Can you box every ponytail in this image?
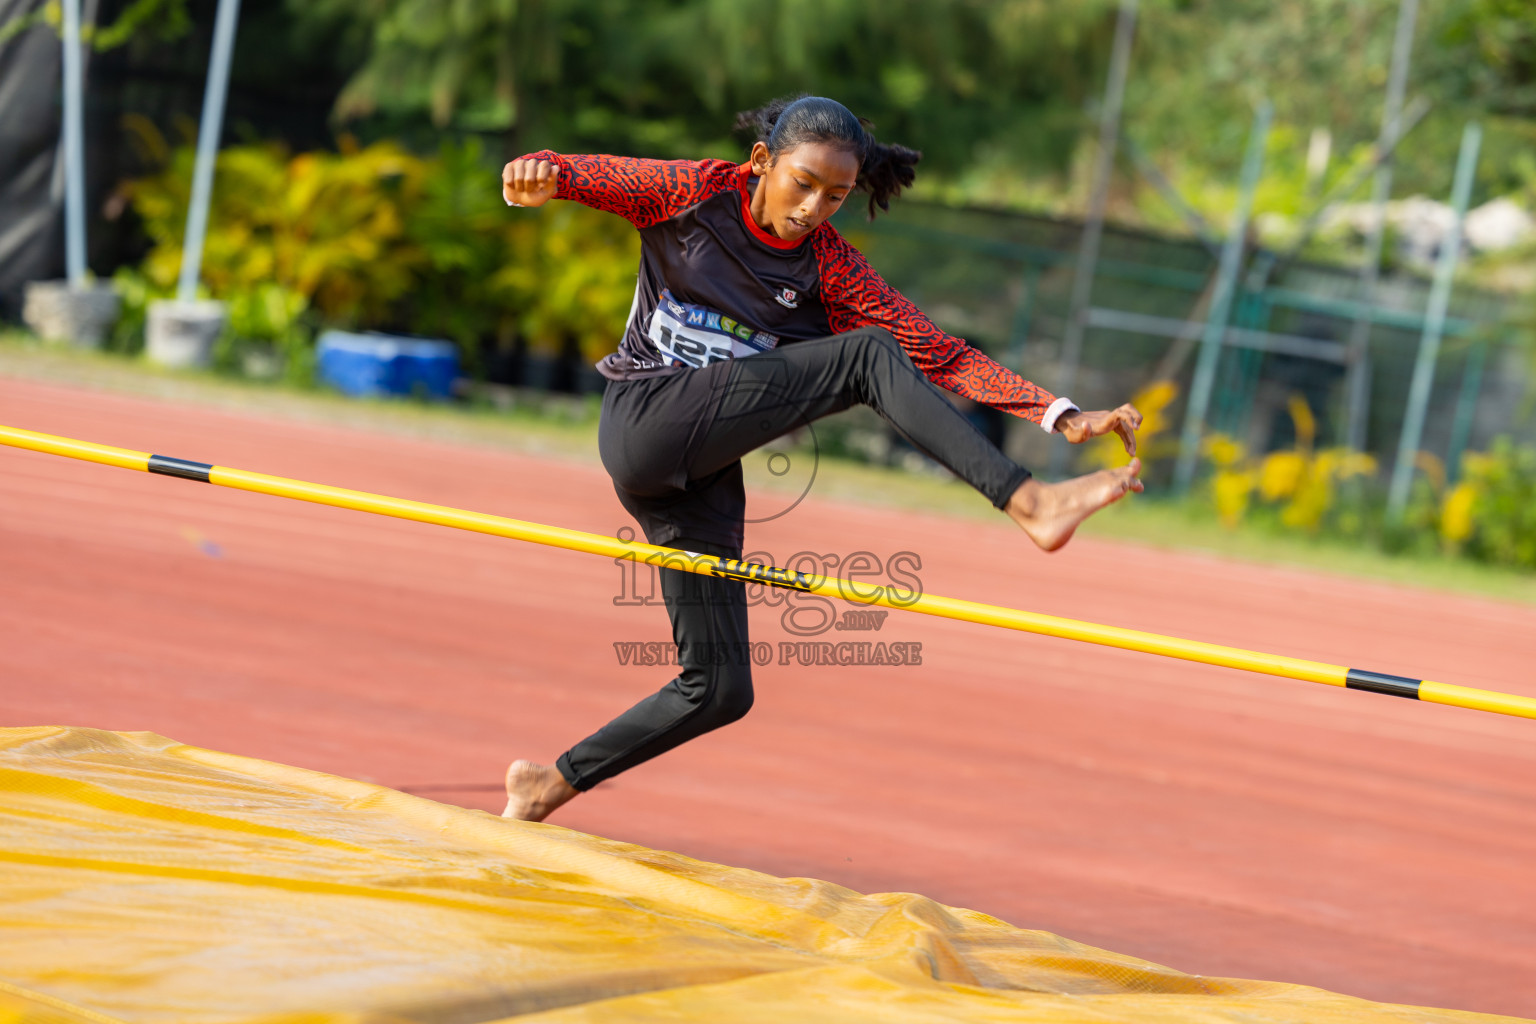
[733,94,921,220]
[857,139,921,219]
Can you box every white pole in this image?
[1173,100,1272,493]
[1051,0,1137,477]
[176,0,242,302]
[1386,122,1481,522]
[60,0,88,286]
[1342,0,1419,452]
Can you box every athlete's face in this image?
[748,140,861,242]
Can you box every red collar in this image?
[736,164,805,250]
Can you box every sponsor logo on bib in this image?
[647,289,780,369]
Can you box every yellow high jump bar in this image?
[4,422,1533,722]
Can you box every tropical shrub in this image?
[116,127,640,368]
[1454,439,1536,570]
[492,200,639,363]
[121,122,430,325]
[1187,383,1535,572]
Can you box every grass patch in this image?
[4,327,1532,605]
[755,446,1536,604]
[0,329,604,462]
[1082,495,1536,604]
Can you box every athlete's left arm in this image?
[813,230,1070,430]
[813,229,1140,450]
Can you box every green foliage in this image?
[92,0,191,50]
[1457,438,1536,569]
[290,0,1119,174]
[107,266,171,356]
[389,134,641,361]
[123,123,431,325]
[491,201,638,361]
[1438,0,1536,118]
[218,283,316,384]
[0,0,189,49]
[316,0,522,130]
[107,264,315,383]
[1107,380,1535,573]
[1121,1,1536,252]
[279,0,1536,237]
[119,128,640,368]
[392,135,636,361]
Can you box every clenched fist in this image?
[502,158,560,207]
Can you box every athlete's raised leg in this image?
[689,327,1140,548]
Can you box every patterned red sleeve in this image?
[811,228,1058,425]
[518,150,740,229]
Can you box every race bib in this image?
[647,289,779,369]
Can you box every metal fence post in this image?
[1051,0,1137,477]
[1387,121,1481,521]
[1445,339,1487,483]
[1342,0,1419,452]
[1174,100,1272,494]
[176,0,243,302]
[60,0,87,286]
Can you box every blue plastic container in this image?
[316,331,460,400]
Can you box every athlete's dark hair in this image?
[733,94,920,220]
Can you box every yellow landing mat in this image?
[0,727,1524,1024]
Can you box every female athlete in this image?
[498,95,1143,821]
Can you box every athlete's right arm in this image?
[500,151,739,229]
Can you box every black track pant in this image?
[555,327,1031,790]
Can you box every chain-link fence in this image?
[836,201,1525,484]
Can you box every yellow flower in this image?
[1440,482,1478,546]
[1205,433,1247,469]
[1335,450,1378,479]
[1286,394,1316,453]
[1213,468,1256,527]
[1280,476,1332,531]
[1460,451,1495,483]
[1309,448,1376,482]
[1259,451,1306,501]
[1135,379,1179,436]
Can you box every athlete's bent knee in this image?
[679,660,754,730]
[707,671,755,725]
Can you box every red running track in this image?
[3,375,1534,1017]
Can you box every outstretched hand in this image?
[502,158,560,207]
[1055,404,1143,456]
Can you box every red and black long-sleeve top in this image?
[516,151,1073,429]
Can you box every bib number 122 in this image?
[651,324,732,368]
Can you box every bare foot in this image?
[502,760,580,822]
[1006,459,1143,552]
